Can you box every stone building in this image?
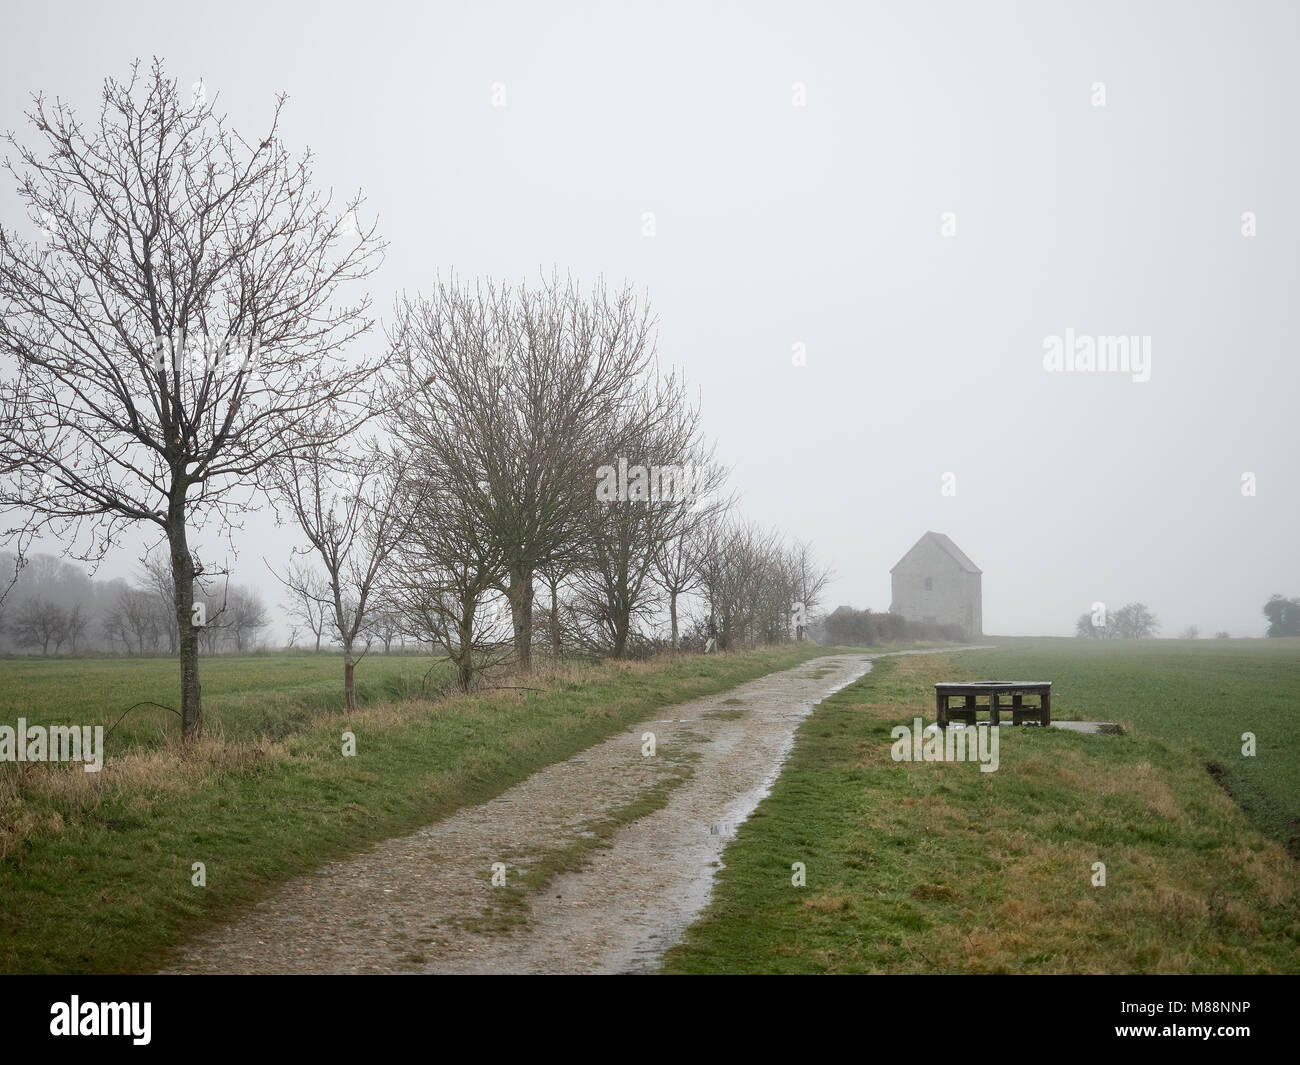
[889,531,983,638]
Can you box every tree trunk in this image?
[343,639,356,710]
[611,591,630,658]
[456,602,474,692]
[508,569,534,670]
[169,517,202,742]
[314,631,321,653]
[669,591,679,655]
[549,579,561,659]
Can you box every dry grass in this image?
[0,737,281,859]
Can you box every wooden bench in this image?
[935,682,1051,728]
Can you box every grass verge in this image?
[661,649,1300,974]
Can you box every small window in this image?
[924,577,933,591]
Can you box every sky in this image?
[1,0,1296,638]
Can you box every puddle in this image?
[1051,721,1125,735]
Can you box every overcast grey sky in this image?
[2,0,1296,637]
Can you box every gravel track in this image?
[165,650,979,974]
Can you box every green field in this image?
[0,644,840,974]
[972,637,1300,855]
[0,651,453,749]
[662,638,1300,974]
[5,638,1297,975]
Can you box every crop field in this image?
[663,639,1300,974]
[0,652,455,750]
[971,637,1300,855]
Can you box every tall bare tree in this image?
[652,495,728,653]
[107,584,162,655]
[389,274,659,670]
[0,62,385,738]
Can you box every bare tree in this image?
[280,559,331,652]
[1111,602,1160,639]
[64,601,88,652]
[787,540,833,641]
[389,274,660,670]
[195,587,229,655]
[224,585,269,651]
[363,607,404,653]
[697,518,790,651]
[536,558,577,659]
[9,597,68,654]
[140,555,180,653]
[575,374,729,657]
[0,62,385,739]
[111,585,161,655]
[271,441,416,709]
[652,503,727,654]
[384,480,512,692]
[100,595,130,653]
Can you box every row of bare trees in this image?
[0,62,831,738]
[269,276,834,705]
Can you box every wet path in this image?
[165,650,982,974]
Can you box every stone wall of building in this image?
[890,536,982,638]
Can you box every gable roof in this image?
[890,531,982,575]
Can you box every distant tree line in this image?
[1074,602,1160,639]
[0,552,269,656]
[1073,595,1300,640]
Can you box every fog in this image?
[2,0,1296,640]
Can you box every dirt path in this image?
[165,649,979,975]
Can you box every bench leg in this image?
[1042,689,1051,727]
[937,690,946,728]
[990,693,1000,727]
